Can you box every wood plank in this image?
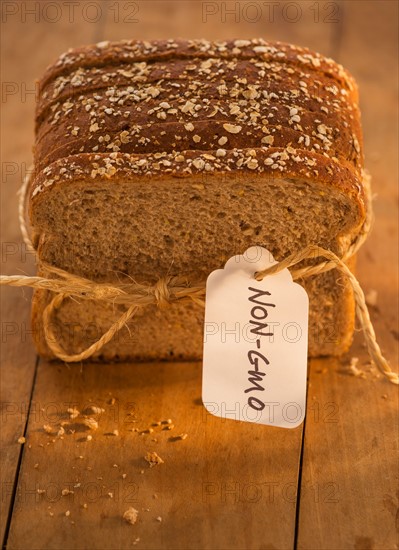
[1,14,40,546]
[298,361,398,550]
[6,360,303,550]
[297,1,399,548]
[0,6,101,545]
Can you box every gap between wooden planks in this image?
[296,2,399,549]
[6,360,303,550]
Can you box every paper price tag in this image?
[202,246,309,429]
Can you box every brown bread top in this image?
[37,39,357,95]
[31,38,365,222]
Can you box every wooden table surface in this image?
[1,2,398,549]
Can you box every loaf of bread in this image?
[29,38,367,361]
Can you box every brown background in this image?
[1,1,398,549]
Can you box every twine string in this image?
[18,166,36,254]
[0,169,396,384]
[255,245,398,385]
[42,292,139,363]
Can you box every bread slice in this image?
[29,39,367,361]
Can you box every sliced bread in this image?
[29,39,367,361]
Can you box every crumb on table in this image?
[144,451,164,467]
[123,507,138,525]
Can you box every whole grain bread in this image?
[29,38,367,361]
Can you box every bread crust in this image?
[33,39,363,180]
[37,39,358,95]
[30,149,366,228]
[32,38,365,216]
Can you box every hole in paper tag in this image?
[202,246,309,429]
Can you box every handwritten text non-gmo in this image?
[245,287,275,411]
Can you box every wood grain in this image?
[0,6,100,546]
[6,360,303,550]
[297,361,399,550]
[1,1,398,549]
[1,13,39,546]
